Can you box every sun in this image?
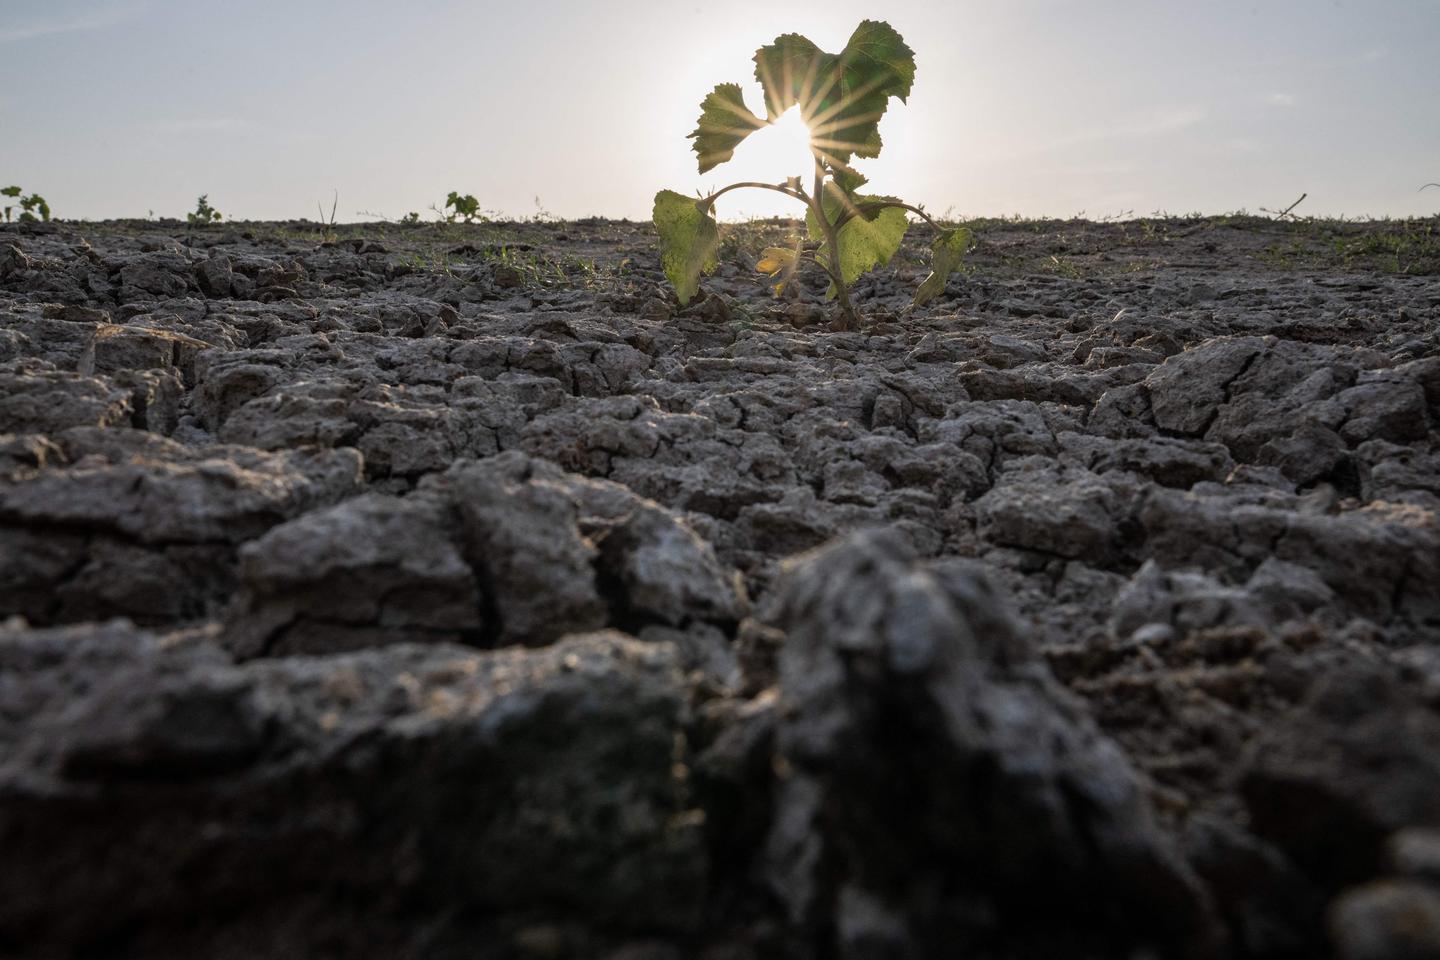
[736,105,816,180]
[769,106,816,170]
[703,104,816,218]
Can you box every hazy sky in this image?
[3,0,1438,221]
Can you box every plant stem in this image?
[697,172,862,328]
[809,157,859,329]
[700,181,808,208]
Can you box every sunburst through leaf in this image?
[657,20,970,327]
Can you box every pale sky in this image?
[3,0,1438,221]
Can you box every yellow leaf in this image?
[756,246,797,275]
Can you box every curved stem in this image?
[837,200,947,232]
[700,181,808,209]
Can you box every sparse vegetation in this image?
[444,191,484,223]
[316,190,339,241]
[653,20,972,328]
[2,186,50,222]
[187,194,222,224]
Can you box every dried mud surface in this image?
[2,214,1439,959]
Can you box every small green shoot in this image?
[444,192,484,223]
[652,21,972,327]
[187,194,222,224]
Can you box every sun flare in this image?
[738,105,815,180]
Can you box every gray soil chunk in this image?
[1330,881,1440,960]
[763,528,1221,957]
[1147,336,1268,435]
[0,621,705,957]
[1242,665,1440,886]
[0,442,363,544]
[0,365,134,432]
[976,461,1130,559]
[225,491,483,656]
[431,452,612,646]
[594,498,748,628]
[218,449,746,655]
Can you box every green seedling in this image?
[653,20,972,327]
[445,191,484,223]
[2,186,51,223]
[188,194,222,224]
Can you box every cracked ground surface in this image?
[1,213,1438,959]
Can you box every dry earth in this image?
[1,213,1439,959]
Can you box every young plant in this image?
[187,194,222,224]
[444,191,484,223]
[316,189,339,240]
[653,20,971,327]
[2,186,51,223]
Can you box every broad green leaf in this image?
[844,20,916,103]
[1,186,20,198]
[689,83,765,174]
[807,190,909,296]
[752,34,829,120]
[653,189,719,305]
[913,228,974,307]
[752,20,914,167]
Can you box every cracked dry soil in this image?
[1,214,1439,959]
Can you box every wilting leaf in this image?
[913,227,974,307]
[755,246,797,275]
[653,190,720,305]
[689,83,766,174]
[752,20,914,167]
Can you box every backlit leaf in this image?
[807,189,909,296]
[913,227,974,307]
[752,20,914,167]
[831,167,869,195]
[752,33,829,120]
[843,20,916,103]
[653,190,720,305]
[689,83,766,174]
